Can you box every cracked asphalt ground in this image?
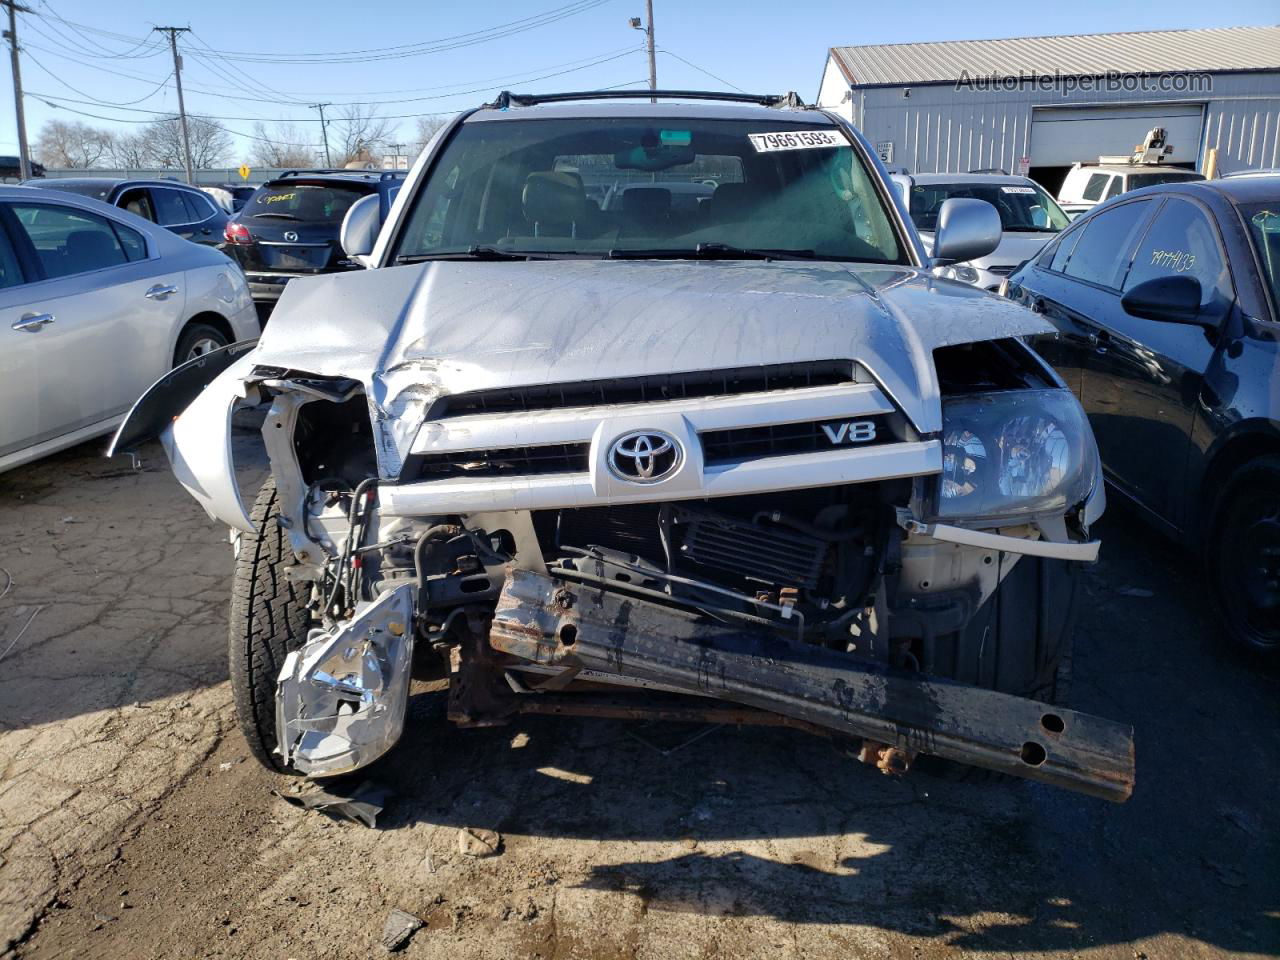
[2,431,1277,960]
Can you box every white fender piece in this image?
[160,354,258,533]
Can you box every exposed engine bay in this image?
[246,352,1130,802]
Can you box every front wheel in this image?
[228,479,314,772]
[1209,457,1280,656]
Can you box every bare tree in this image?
[330,105,394,165]
[248,122,317,168]
[33,119,113,168]
[143,115,233,169]
[412,115,447,154]
[107,131,152,170]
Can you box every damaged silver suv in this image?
[114,90,1133,801]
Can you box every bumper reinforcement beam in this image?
[488,568,1134,802]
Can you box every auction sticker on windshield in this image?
[748,130,844,152]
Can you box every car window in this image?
[1106,177,1125,199]
[1082,173,1110,202]
[0,219,25,288]
[151,188,192,226]
[393,117,906,264]
[243,182,370,224]
[1063,200,1153,288]
[181,190,217,221]
[9,203,129,279]
[118,188,155,222]
[908,181,1069,233]
[1049,225,1084,272]
[1241,203,1280,319]
[1124,198,1231,307]
[113,221,148,262]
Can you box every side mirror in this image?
[932,197,1002,264]
[340,194,382,260]
[1120,275,1203,324]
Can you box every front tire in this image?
[1209,457,1280,656]
[228,479,313,773]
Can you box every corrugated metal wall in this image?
[846,72,1280,175]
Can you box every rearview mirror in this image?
[340,194,382,260]
[932,198,1001,264]
[1120,275,1203,324]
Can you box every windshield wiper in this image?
[608,242,820,261]
[396,245,568,263]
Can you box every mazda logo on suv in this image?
[607,430,682,484]
[283,231,299,243]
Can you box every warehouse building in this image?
[816,26,1280,192]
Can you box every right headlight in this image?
[935,389,1099,523]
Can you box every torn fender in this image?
[158,352,259,533]
[108,338,257,457]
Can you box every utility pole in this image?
[311,103,332,167]
[154,27,194,184]
[629,2,657,102]
[2,1,32,181]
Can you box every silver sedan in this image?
[0,185,258,473]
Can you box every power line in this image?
[25,47,648,121]
[658,48,746,93]
[34,96,324,147]
[23,45,171,105]
[33,0,164,60]
[157,0,615,63]
[153,26,193,183]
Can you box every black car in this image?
[221,169,405,313]
[1004,176,1280,654]
[0,156,46,181]
[26,177,228,246]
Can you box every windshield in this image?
[392,117,905,263]
[908,181,1070,233]
[1127,171,1204,190]
[1242,203,1280,316]
[243,182,369,223]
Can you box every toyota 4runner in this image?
[113,90,1134,801]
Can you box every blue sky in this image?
[3,0,1277,163]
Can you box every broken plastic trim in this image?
[276,583,416,777]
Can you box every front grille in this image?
[430,360,854,417]
[700,415,894,465]
[406,443,588,481]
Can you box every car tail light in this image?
[224,220,252,244]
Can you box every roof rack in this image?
[275,168,404,180]
[486,89,807,110]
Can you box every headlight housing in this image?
[935,389,1099,523]
[938,264,981,284]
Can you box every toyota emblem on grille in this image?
[283,231,299,242]
[607,430,682,484]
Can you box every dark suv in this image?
[220,169,405,314]
[27,177,227,245]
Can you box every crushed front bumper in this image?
[488,569,1135,802]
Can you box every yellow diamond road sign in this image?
[238,164,251,181]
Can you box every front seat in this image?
[522,172,587,238]
[63,229,123,273]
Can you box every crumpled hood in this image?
[253,259,1053,475]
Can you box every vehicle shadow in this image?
[372,502,1279,955]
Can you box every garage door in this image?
[1030,104,1204,167]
